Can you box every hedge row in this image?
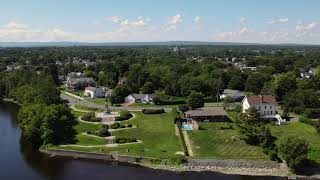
[81,112,102,122]
[142,108,165,114]
[115,110,133,121]
[110,123,133,129]
[87,129,110,137]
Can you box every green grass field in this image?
[86,98,108,105]
[268,122,320,162]
[188,122,269,161]
[52,111,182,158]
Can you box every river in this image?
[0,102,286,180]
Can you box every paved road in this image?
[61,93,172,112]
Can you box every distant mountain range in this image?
[0,41,319,47]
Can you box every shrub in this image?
[115,137,137,144]
[299,116,317,126]
[91,117,102,122]
[111,123,121,129]
[142,108,165,114]
[178,104,189,113]
[81,112,95,121]
[173,108,181,123]
[98,129,110,137]
[115,110,133,121]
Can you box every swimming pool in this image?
[182,124,193,130]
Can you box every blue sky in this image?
[0,0,320,43]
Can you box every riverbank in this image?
[40,148,291,178]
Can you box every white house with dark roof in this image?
[242,95,277,118]
[84,87,105,98]
[125,94,155,104]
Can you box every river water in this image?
[0,102,286,180]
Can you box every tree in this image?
[109,85,129,104]
[140,81,155,94]
[272,71,297,100]
[18,104,47,147]
[278,136,309,171]
[41,104,77,145]
[223,96,234,110]
[237,108,263,145]
[18,104,77,146]
[228,75,245,91]
[187,91,204,109]
[245,73,268,95]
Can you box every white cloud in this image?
[166,14,183,31]
[212,27,250,41]
[193,16,201,23]
[269,18,289,24]
[295,22,317,37]
[262,30,290,42]
[108,16,150,32]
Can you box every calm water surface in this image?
[0,102,286,180]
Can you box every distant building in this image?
[67,77,96,90]
[220,89,246,101]
[242,95,277,118]
[84,87,105,98]
[125,94,155,104]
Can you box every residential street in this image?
[60,93,172,112]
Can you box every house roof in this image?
[130,94,155,100]
[245,95,276,105]
[186,107,228,117]
[222,89,246,97]
[69,77,95,85]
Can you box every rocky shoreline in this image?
[140,159,289,177]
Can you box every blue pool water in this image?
[182,124,193,130]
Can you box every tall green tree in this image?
[278,136,309,172]
[187,91,204,109]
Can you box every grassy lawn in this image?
[74,104,103,112]
[188,122,269,161]
[268,122,320,162]
[109,112,181,158]
[75,121,101,133]
[86,98,108,105]
[53,111,182,158]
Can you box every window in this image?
[265,106,267,109]
[270,106,272,109]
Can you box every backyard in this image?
[268,122,320,162]
[187,122,269,161]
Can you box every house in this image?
[220,89,246,101]
[185,107,229,122]
[242,95,277,118]
[125,94,155,104]
[67,77,96,90]
[184,107,229,130]
[84,87,105,98]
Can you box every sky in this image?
[0,0,320,44]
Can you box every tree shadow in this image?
[294,160,320,176]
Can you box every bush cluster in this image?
[81,112,102,122]
[110,122,132,129]
[142,108,165,114]
[115,110,133,121]
[87,129,110,137]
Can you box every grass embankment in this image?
[51,111,182,158]
[268,122,320,162]
[188,122,269,161]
